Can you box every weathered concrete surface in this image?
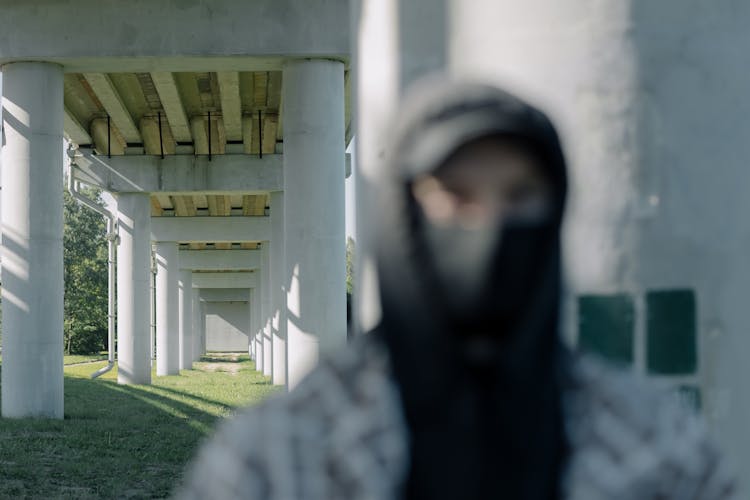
[180,249,260,271]
[283,60,347,388]
[205,301,250,352]
[199,288,251,302]
[116,193,152,385]
[151,217,270,243]
[71,153,283,193]
[179,269,194,370]
[1,62,64,418]
[270,192,287,386]
[192,272,257,289]
[0,0,350,72]
[448,0,750,487]
[155,242,180,376]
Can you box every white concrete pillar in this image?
[447,0,750,486]
[200,299,207,356]
[283,60,347,388]
[270,192,287,386]
[261,243,272,377]
[178,269,193,370]
[192,286,202,362]
[116,192,152,385]
[0,62,64,418]
[155,241,180,375]
[252,287,263,372]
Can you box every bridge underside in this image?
[0,0,351,418]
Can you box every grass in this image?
[0,353,280,499]
[64,354,108,365]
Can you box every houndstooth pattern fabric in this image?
[177,338,737,499]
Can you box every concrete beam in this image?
[180,250,260,271]
[90,118,126,156]
[151,217,270,243]
[83,73,141,143]
[199,288,251,302]
[151,72,192,143]
[64,106,91,146]
[192,272,257,289]
[217,72,242,142]
[140,116,176,156]
[71,152,283,193]
[0,0,349,72]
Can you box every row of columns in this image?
[1,58,346,417]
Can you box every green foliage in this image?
[346,236,355,294]
[63,184,108,355]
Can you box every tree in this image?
[63,184,108,354]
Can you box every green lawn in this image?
[0,353,280,499]
[64,354,109,365]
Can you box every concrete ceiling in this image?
[64,70,352,228]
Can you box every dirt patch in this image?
[195,362,242,375]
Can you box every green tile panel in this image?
[646,289,697,375]
[578,293,635,365]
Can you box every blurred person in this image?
[177,77,736,499]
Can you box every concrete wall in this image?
[205,301,250,351]
[448,0,750,484]
[354,0,750,487]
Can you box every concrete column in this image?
[283,60,346,388]
[155,241,180,375]
[192,286,202,362]
[270,192,287,386]
[0,62,64,418]
[178,269,193,370]
[261,243,272,377]
[200,299,207,357]
[116,192,152,385]
[447,0,750,485]
[252,287,263,372]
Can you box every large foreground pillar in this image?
[117,192,152,385]
[155,242,180,375]
[447,0,750,486]
[270,192,287,386]
[283,60,346,388]
[261,243,272,377]
[179,269,193,370]
[1,62,64,418]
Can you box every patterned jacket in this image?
[177,337,737,499]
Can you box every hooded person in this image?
[177,77,737,500]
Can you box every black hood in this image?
[373,77,569,499]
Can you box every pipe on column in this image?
[66,168,117,379]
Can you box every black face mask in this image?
[420,215,552,337]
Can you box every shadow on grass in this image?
[0,373,234,498]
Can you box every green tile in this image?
[578,293,634,365]
[675,385,702,413]
[646,289,697,375]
